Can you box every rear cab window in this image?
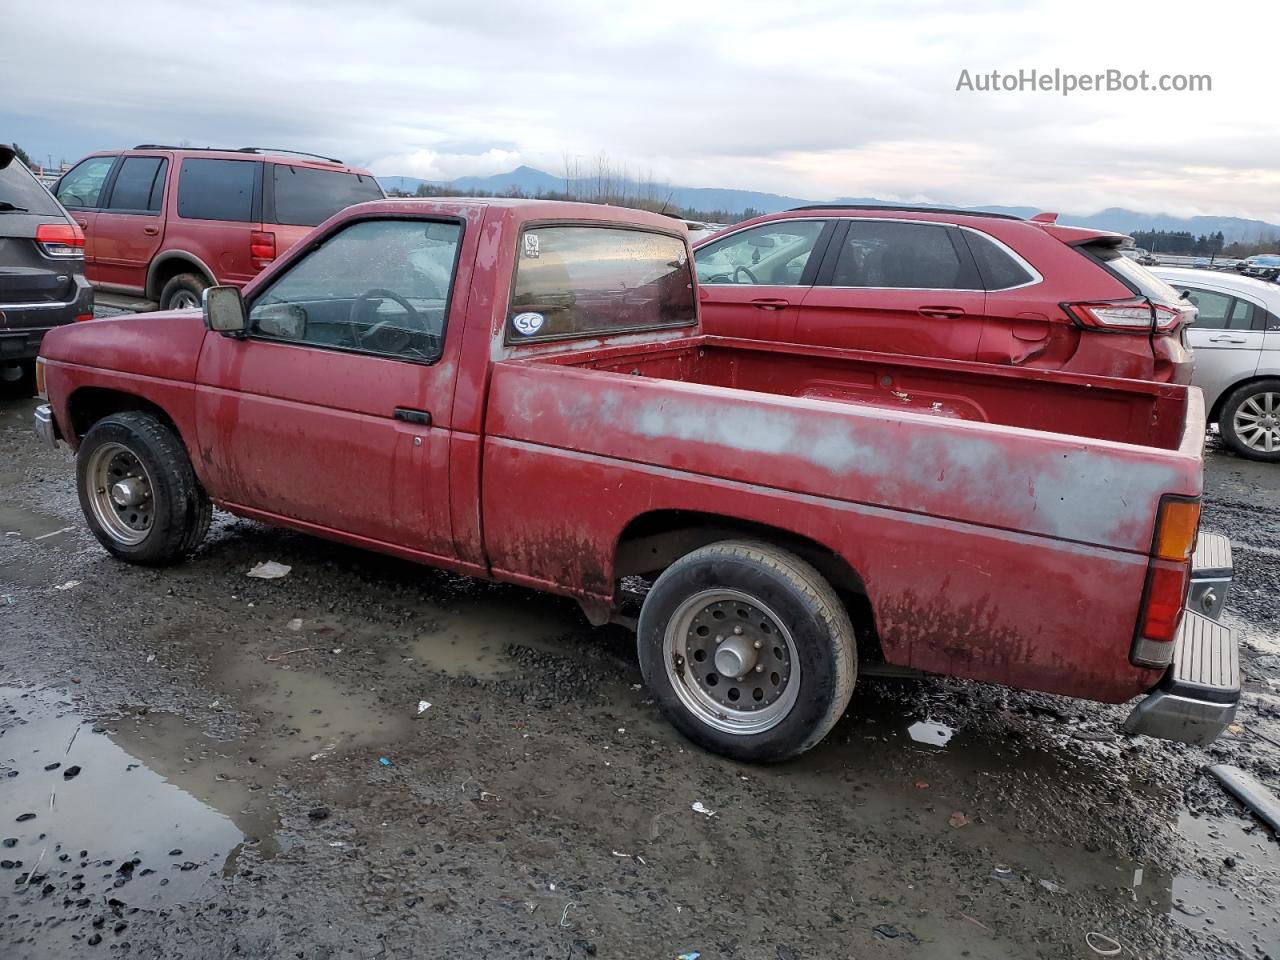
[270,164,384,227]
[177,158,257,222]
[506,225,696,343]
[1,158,64,216]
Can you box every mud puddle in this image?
[0,686,275,952]
[0,502,76,544]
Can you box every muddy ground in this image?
[2,385,1278,960]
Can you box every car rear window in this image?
[177,158,256,222]
[507,226,696,342]
[1084,242,1182,303]
[271,164,384,227]
[0,156,61,215]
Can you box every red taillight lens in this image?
[36,223,85,259]
[1063,297,1185,332]
[250,231,276,271]
[1132,496,1200,667]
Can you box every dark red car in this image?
[694,205,1194,383]
[52,146,383,310]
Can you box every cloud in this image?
[0,0,1275,220]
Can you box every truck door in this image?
[194,216,466,560]
[794,219,987,360]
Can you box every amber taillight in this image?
[1132,496,1200,667]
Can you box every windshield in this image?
[0,156,61,214]
[271,164,384,227]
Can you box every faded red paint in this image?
[39,197,1205,708]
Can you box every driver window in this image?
[248,218,461,363]
[694,221,825,286]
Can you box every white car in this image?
[1155,267,1280,461]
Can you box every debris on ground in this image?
[417,700,431,714]
[265,647,314,662]
[286,617,304,631]
[1208,763,1280,833]
[307,807,330,821]
[691,801,715,817]
[246,561,291,579]
[675,952,700,960]
[1085,932,1122,956]
[948,811,970,828]
[53,581,80,591]
[378,756,393,767]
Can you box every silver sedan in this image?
[1155,267,1280,461]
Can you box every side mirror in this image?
[203,285,247,335]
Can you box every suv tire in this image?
[76,411,211,565]
[159,272,210,311]
[0,361,35,399]
[637,539,857,762]
[1219,378,1280,462]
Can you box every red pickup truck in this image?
[33,198,1238,762]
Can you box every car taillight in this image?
[1132,496,1200,667]
[36,223,85,259]
[250,231,276,271]
[1063,297,1185,332]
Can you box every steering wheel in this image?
[350,288,428,348]
[733,265,758,284]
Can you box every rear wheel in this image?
[1219,378,1280,462]
[0,361,35,399]
[159,272,209,311]
[76,411,211,564]
[637,540,857,762]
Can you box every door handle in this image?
[393,407,432,425]
[918,306,965,319]
[750,298,790,310]
[1207,335,1247,344]
[143,225,159,236]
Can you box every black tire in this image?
[0,361,36,400]
[1218,378,1280,462]
[637,540,857,763]
[159,272,210,311]
[76,411,211,565]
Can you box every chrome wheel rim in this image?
[170,289,200,310]
[85,442,155,545]
[1234,391,1280,453]
[663,588,799,736]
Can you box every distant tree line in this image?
[386,153,761,225]
[1129,228,1279,259]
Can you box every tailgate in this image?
[0,234,76,315]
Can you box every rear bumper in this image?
[1189,532,1232,620]
[1123,610,1239,745]
[0,278,94,362]
[33,403,61,450]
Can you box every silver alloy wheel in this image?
[170,289,200,310]
[1233,391,1280,453]
[85,442,155,546]
[663,588,800,736]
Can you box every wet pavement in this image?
[2,394,1279,959]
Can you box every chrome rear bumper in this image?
[1189,532,1232,620]
[1123,610,1239,745]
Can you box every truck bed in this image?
[481,335,1204,701]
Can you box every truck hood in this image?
[39,308,208,383]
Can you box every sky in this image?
[3,0,1277,220]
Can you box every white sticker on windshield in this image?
[512,312,545,336]
[523,233,540,259]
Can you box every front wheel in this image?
[1219,378,1280,462]
[76,411,211,565]
[637,540,857,763]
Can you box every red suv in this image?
[693,206,1193,382]
[52,146,384,310]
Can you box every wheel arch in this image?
[611,508,882,660]
[1210,372,1280,424]
[146,251,216,301]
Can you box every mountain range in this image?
[378,165,1280,242]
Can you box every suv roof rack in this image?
[132,145,344,164]
[787,203,1024,221]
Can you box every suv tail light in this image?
[250,230,276,271]
[1063,297,1187,333]
[1132,496,1200,667]
[36,223,85,259]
